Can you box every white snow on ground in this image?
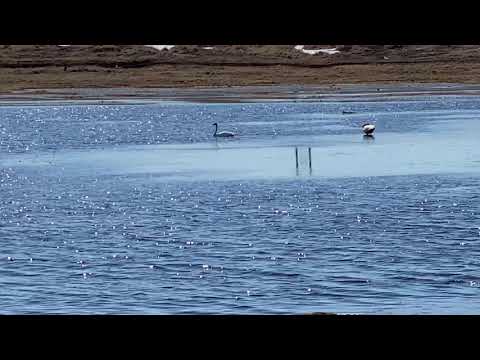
[317,48,340,55]
[145,45,175,51]
[294,45,340,55]
[203,47,215,50]
[57,45,70,47]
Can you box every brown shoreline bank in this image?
[2,83,480,105]
[3,45,480,99]
[4,62,480,94]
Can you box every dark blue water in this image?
[1,95,480,314]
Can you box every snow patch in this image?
[317,48,340,55]
[145,45,175,51]
[203,46,215,50]
[294,45,340,55]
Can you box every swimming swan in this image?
[213,123,235,137]
[362,123,375,136]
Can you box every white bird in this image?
[362,123,375,136]
[213,122,235,137]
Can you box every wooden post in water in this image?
[308,147,312,175]
[295,147,299,169]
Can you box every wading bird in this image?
[362,123,375,136]
[213,123,235,137]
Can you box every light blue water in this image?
[1,96,480,314]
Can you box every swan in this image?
[213,122,235,137]
[362,123,375,136]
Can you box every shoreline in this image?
[2,83,480,105]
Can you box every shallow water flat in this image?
[1,96,480,314]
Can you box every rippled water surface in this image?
[1,95,480,314]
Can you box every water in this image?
[1,95,480,314]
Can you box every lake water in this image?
[1,95,480,314]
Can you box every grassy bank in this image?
[3,62,480,93]
[2,45,480,92]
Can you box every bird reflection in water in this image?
[363,134,375,143]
